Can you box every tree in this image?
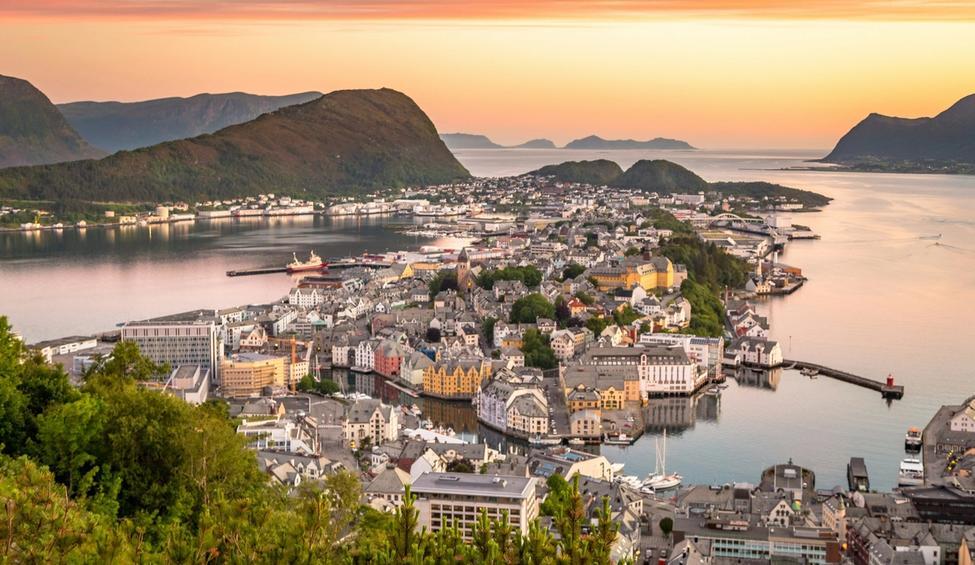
[520,329,557,370]
[477,266,543,290]
[428,270,458,298]
[613,304,641,326]
[574,291,594,306]
[84,341,169,386]
[659,516,674,536]
[562,262,586,281]
[482,316,497,345]
[585,316,611,337]
[510,294,555,324]
[446,459,474,473]
[624,246,642,256]
[425,327,442,343]
[554,297,571,326]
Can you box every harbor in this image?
[783,360,905,399]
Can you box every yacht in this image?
[642,429,683,492]
[897,457,924,487]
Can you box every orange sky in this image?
[2,1,974,148]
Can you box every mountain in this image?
[612,159,708,192]
[512,138,557,149]
[823,94,975,169]
[0,88,470,203]
[709,181,831,208]
[440,133,503,149]
[0,75,106,168]
[565,135,695,150]
[58,91,323,153]
[529,160,623,185]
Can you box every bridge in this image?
[708,213,768,227]
[783,359,904,399]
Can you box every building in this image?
[588,256,675,292]
[422,359,492,399]
[640,333,725,379]
[164,365,210,405]
[343,399,399,448]
[30,335,97,363]
[219,353,285,398]
[579,345,704,397]
[412,473,539,540]
[122,312,223,379]
[735,337,784,368]
[673,516,842,564]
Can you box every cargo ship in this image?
[286,251,325,273]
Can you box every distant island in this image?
[529,158,830,208]
[564,135,695,150]
[440,133,694,151]
[821,93,975,174]
[59,91,323,153]
[0,88,470,204]
[0,75,106,168]
[440,133,557,150]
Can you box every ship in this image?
[905,427,922,451]
[286,251,325,273]
[642,429,682,493]
[897,457,924,487]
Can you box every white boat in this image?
[616,475,643,490]
[898,457,924,487]
[643,429,683,491]
[568,438,586,446]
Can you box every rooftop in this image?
[411,472,535,499]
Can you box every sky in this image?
[2,1,974,149]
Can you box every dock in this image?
[784,359,904,399]
[226,267,289,277]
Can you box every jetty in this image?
[784,359,904,399]
[226,267,289,277]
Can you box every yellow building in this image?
[589,257,674,291]
[220,353,286,398]
[422,359,492,399]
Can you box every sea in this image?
[2,147,973,490]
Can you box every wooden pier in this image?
[784,359,904,399]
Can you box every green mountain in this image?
[0,88,470,203]
[612,159,708,192]
[529,159,623,185]
[709,181,832,208]
[440,133,503,149]
[0,75,106,168]
[512,138,556,149]
[823,94,975,170]
[58,91,323,153]
[564,135,695,150]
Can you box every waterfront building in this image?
[562,365,641,406]
[734,337,784,368]
[476,373,549,437]
[569,409,602,438]
[122,311,224,379]
[342,399,399,448]
[374,340,407,378]
[412,473,539,540]
[400,350,434,387]
[422,358,492,399]
[579,345,703,397]
[640,333,725,379]
[30,335,97,363]
[219,353,285,398]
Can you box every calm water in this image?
[2,147,973,489]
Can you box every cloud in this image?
[5,0,975,21]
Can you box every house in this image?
[570,409,602,438]
[365,465,412,508]
[342,399,399,448]
[735,337,784,368]
[501,347,525,368]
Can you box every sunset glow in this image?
[3,1,974,148]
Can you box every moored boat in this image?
[905,427,922,451]
[287,250,325,273]
[898,457,924,487]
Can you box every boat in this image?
[349,366,373,374]
[529,436,562,446]
[800,367,819,377]
[643,429,683,491]
[847,457,870,492]
[568,438,586,446]
[616,475,644,490]
[897,457,924,487]
[905,427,922,451]
[604,433,634,445]
[286,250,325,273]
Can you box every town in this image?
[20,173,974,564]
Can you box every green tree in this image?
[510,294,555,324]
[562,263,586,281]
[521,329,557,370]
[482,316,497,345]
[659,516,674,536]
[428,270,459,298]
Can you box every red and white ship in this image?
[286,251,325,273]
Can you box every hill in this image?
[0,88,470,204]
[529,159,623,185]
[0,75,106,168]
[612,159,708,192]
[564,135,695,150]
[823,94,975,172]
[58,91,323,153]
[512,138,557,149]
[709,181,832,208]
[440,133,503,149]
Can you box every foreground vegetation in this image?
[0,317,619,562]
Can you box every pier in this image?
[784,359,904,399]
[226,267,289,277]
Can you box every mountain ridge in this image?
[565,135,695,150]
[823,94,975,170]
[0,75,106,168]
[58,91,323,153]
[0,88,470,203]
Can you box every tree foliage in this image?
[510,293,555,324]
[477,265,543,290]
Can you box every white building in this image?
[31,335,98,363]
[122,312,224,380]
[412,473,539,540]
[581,345,705,396]
[342,399,399,448]
[735,337,784,368]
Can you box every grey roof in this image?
[411,473,535,499]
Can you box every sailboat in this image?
[642,429,683,492]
